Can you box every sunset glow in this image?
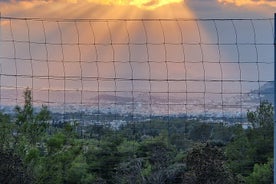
[85,0,183,10]
[13,0,184,10]
[0,0,274,118]
[0,0,192,19]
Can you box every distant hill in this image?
[256,82,273,104]
[245,81,274,105]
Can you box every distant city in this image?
[0,81,273,126]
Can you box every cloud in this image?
[218,0,276,7]
[0,0,184,9]
[86,0,184,10]
[0,0,192,19]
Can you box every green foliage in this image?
[226,127,255,176]
[0,89,274,184]
[85,135,124,183]
[66,155,95,184]
[36,126,83,184]
[247,101,273,129]
[137,137,175,171]
[25,147,40,163]
[115,158,146,184]
[226,101,274,182]
[14,88,50,147]
[0,112,12,149]
[115,135,185,184]
[188,123,213,142]
[0,148,34,184]
[46,132,66,153]
[246,158,273,184]
[185,143,235,184]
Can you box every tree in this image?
[115,158,146,184]
[14,88,50,147]
[188,123,213,142]
[85,135,124,183]
[0,112,12,149]
[246,158,273,184]
[0,149,34,184]
[225,126,255,177]
[247,101,273,129]
[66,155,95,184]
[185,143,235,184]
[247,101,273,164]
[226,101,274,181]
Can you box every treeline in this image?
[0,89,273,184]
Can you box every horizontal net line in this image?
[0,97,259,108]
[0,74,272,83]
[1,39,274,46]
[0,57,273,64]
[1,16,274,21]
[1,87,270,95]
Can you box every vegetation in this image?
[0,89,273,183]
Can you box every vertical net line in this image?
[213,20,224,121]
[232,20,243,121]
[88,21,100,132]
[25,19,34,104]
[176,20,188,117]
[106,20,117,135]
[250,20,261,106]
[159,20,171,139]
[196,20,207,121]
[41,20,51,108]
[74,21,84,136]
[124,20,136,146]
[57,21,66,120]
[142,20,152,130]
[9,19,18,104]
[176,19,188,147]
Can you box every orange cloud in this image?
[1,0,184,10]
[0,0,193,20]
[88,0,184,10]
[218,0,276,7]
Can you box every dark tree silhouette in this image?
[0,149,34,184]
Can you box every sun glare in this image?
[0,0,193,19]
[88,0,184,10]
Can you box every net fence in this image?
[0,16,274,125]
[0,16,275,183]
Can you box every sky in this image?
[0,0,275,115]
[0,0,275,19]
